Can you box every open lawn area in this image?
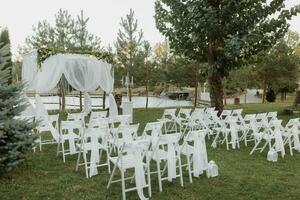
[1,102,300,200]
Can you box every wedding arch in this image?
[21,49,118,118]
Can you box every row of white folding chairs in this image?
[107,121,210,200]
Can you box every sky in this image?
[0,0,300,57]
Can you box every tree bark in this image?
[79,92,82,111]
[103,91,106,109]
[262,82,266,103]
[128,84,132,102]
[208,41,224,115]
[208,69,224,115]
[194,67,198,108]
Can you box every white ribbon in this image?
[193,133,202,177]
[167,141,177,181]
[68,128,77,155]
[109,93,118,117]
[89,135,100,177]
[230,122,238,149]
[292,125,300,151]
[133,148,148,200]
[274,127,285,157]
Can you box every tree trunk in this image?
[194,68,198,108]
[262,82,267,103]
[208,69,224,115]
[61,90,65,111]
[244,90,247,104]
[208,41,224,115]
[146,83,149,109]
[79,92,82,111]
[128,84,132,102]
[103,91,106,109]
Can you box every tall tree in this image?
[0,43,36,177]
[255,39,300,103]
[115,8,148,101]
[0,28,13,83]
[155,0,300,113]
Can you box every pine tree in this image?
[0,29,13,83]
[0,43,36,177]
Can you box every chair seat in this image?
[61,133,79,141]
[148,149,168,161]
[179,144,194,156]
[76,142,106,151]
[110,155,146,169]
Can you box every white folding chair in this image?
[36,114,60,151]
[107,140,151,200]
[76,126,111,178]
[158,109,179,133]
[249,118,273,155]
[284,118,300,155]
[178,130,208,183]
[57,120,82,162]
[148,129,183,192]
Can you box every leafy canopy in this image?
[155,0,300,75]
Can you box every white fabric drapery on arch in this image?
[22,52,118,117]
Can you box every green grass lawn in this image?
[1,102,300,200]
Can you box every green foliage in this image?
[155,0,300,111]
[115,9,151,86]
[22,9,106,57]
[0,43,36,176]
[255,36,300,95]
[0,29,13,83]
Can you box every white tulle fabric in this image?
[22,53,118,117]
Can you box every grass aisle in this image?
[1,103,300,200]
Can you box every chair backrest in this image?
[116,124,140,142]
[162,109,177,120]
[110,115,131,128]
[60,120,83,134]
[48,114,59,129]
[67,113,85,127]
[285,118,300,129]
[90,111,108,121]
[88,117,109,129]
[267,112,277,121]
[205,107,215,114]
[143,122,163,137]
[178,108,192,119]
[232,109,243,116]
[220,110,232,120]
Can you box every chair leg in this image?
[121,169,126,200]
[147,158,152,197]
[107,163,117,189]
[56,139,60,156]
[250,139,260,155]
[225,132,229,150]
[75,149,81,171]
[156,160,163,192]
[39,136,42,151]
[288,137,293,156]
[107,150,111,174]
[83,150,89,178]
[178,156,184,187]
[186,155,193,183]
[61,141,66,163]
